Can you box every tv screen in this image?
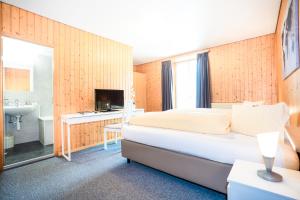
[95,89,124,111]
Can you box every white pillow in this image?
[231,103,289,137]
[129,111,230,134]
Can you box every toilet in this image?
[39,116,53,145]
[5,135,14,149]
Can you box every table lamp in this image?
[257,132,282,182]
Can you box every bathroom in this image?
[2,37,54,168]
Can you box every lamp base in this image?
[257,170,283,182]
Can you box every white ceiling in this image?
[3,0,281,65]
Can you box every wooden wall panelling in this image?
[210,34,276,104]
[88,33,93,144]
[27,12,34,40]
[19,9,27,38]
[53,21,60,154]
[11,6,19,37]
[111,40,115,89]
[34,14,42,43]
[133,72,147,109]
[2,3,11,35]
[135,34,276,111]
[58,23,64,153]
[134,61,163,111]
[2,4,54,47]
[0,2,133,168]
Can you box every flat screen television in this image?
[95,89,124,112]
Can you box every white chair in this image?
[103,101,134,150]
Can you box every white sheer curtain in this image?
[175,59,196,109]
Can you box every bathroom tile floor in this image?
[5,141,53,166]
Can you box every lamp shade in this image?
[257,132,280,158]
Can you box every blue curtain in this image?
[196,52,211,108]
[161,60,173,111]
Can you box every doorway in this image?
[2,37,54,168]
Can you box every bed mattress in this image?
[123,125,299,170]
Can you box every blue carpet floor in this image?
[0,143,226,200]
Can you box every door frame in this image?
[0,35,55,171]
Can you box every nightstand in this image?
[227,160,300,200]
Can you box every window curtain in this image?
[161,60,173,111]
[196,52,211,108]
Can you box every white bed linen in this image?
[123,125,299,170]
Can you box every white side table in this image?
[227,160,300,200]
[61,109,144,161]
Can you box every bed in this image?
[121,106,300,194]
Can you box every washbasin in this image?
[4,104,37,116]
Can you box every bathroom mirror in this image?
[4,67,33,92]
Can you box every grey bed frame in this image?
[121,126,300,194]
[121,139,232,194]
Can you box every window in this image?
[175,59,196,109]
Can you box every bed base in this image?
[121,139,232,194]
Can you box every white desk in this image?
[61,109,144,161]
[227,160,300,200]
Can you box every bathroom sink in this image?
[4,104,37,116]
